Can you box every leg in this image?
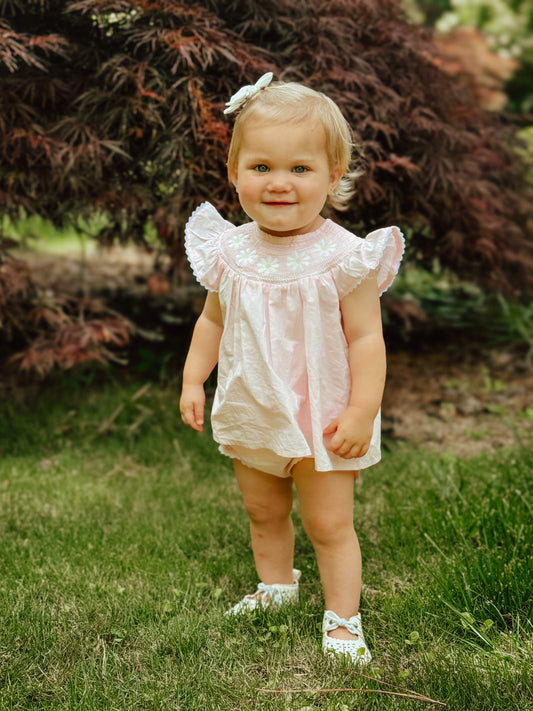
[292,459,361,640]
[233,458,295,584]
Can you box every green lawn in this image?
[1,378,532,710]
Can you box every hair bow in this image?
[223,72,274,115]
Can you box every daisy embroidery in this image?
[257,256,279,275]
[314,238,336,256]
[236,247,257,266]
[231,233,249,247]
[287,252,311,271]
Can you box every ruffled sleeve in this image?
[334,225,405,298]
[184,202,234,291]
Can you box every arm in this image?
[323,272,386,459]
[179,291,224,432]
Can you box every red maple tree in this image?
[1,0,532,374]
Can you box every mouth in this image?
[263,201,295,206]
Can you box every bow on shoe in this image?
[224,72,274,114]
[323,610,363,636]
[254,582,276,601]
[239,582,276,606]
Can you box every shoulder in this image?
[318,220,364,252]
[185,202,236,242]
[327,221,405,297]
[185,202,239,291]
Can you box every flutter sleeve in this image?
[333,226,405,298]
[184,202,234,291]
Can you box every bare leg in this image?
[292,459,361,640]
[233,459,295,584]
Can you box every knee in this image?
[301,511,354,548]
[243,493,292,526]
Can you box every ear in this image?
[227,163,238,189]
[328,166,343,194]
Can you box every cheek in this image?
[236,180,261,204]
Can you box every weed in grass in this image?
[480,365,507,394]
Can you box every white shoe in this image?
[322,609,372,664]
[225,569,301,615]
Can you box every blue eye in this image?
[293,166,308,174]
[254,164,269,173]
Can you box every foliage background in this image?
[431,0,533,112]
[0,0,532,373]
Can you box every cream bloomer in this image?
[220,444,305,478]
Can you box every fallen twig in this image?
[97,404,124,435]
[104,455,149,478]
[358,672,446,705]
[257,686,445,706]
[130,382,151,402]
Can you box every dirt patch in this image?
[383,348,532,456]
[23,246,176,300]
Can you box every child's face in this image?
[228,119,342,237]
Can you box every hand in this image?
[323,406,374,459]
[179,383,206,432]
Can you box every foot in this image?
[322,609,372,664]
[225,569,301,615]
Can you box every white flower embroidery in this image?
[314,239,336,256]
[231,233,249,247]
[257,256,279,275]
[236,247,257,266]
[287,252,311,271]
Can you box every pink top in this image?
[185,202,404,472]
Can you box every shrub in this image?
[1,0,532,373]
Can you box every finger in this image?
[324,430,340,452]
[358,442,369,457]
[192,401,204,432]
[338,442,355,458]
[344,445,362,459]
[181,403,202,432]
[327,433,348,456]
[322,420,338,436]
[345,442,369,460]
[329,438,363,459]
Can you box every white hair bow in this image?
[223,72,274,115]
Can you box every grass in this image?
[2,213,105,256]
[3,211,159,256]
[1,376,532,710]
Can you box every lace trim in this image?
[184,203,222,292]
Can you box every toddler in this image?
[180,73,404,664]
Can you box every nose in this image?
[266,171,291,191]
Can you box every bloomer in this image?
[220,444,305,478]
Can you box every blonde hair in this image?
[226,81,362,211]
